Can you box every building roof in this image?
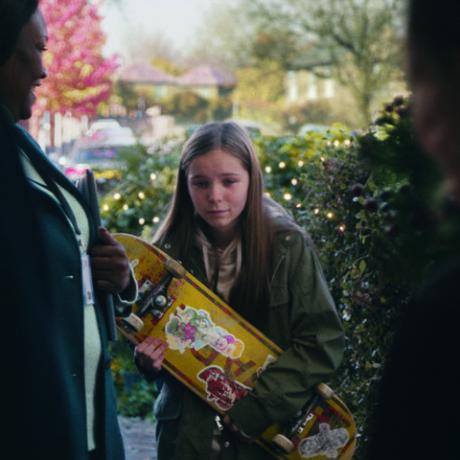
[176,65,236,87]
[119,63,175,84]
[289,45,333,71]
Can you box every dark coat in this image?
[1,109,125,459]
[368,258,460,460]
[0,108,73,457]
[150,228,344,460]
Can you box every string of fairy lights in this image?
[101,136,352,234]
[102,171,163,226]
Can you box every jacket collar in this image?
[14,124,97,245]
[15,124,87,206]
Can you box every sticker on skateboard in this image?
[298,423,350,459]
[165,305,244,359]
[197,365,250,411]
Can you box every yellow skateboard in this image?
[114,233,357,460]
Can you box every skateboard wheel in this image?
[122,313,144,332]
[166,259,186,278]
[317,383,335,400]
[272,434,295,453]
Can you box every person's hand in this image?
[135,336,168,371]
[90,227,130,293]
[222,415,254,443]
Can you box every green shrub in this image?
[111,339,158,420]
[101,140,181,238]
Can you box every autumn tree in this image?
[233,62,286,125]
[187,2,255,71]
[189,0,405,127]
[36,0,119,144]
[188,3,286,126]
[250,0,405,126]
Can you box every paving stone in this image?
[119,416,157,460]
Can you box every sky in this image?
[100,0,220,62]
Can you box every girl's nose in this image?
[208,184,223,202]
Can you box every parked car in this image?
[87,118,121,134]
[64,126,137,183]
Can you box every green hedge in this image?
[103,98,460,458]
[101,140,181,237]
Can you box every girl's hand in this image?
[135,336,168,371]
[90,227,130,293]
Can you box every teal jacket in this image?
[0,108,77,457]
[152,227,344,460]
[5,114,129,459]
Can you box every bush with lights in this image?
[104,99,460,456]
[100,140,182,238]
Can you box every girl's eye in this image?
[223,179,238,186]
[192,182,208,189]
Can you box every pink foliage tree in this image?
[34,0,119,143]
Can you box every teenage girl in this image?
[135,121,344,460]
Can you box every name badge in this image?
[81,253,95,305]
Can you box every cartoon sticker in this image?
[298,423,349,459]
[165,305,244,359]
[198,365,249,411]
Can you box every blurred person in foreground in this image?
[368,1,460,459]
[0,1,136,458]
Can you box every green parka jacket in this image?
[151,227,344,460]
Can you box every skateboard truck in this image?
[118,259,187,334]
[271,383,335,453]
[135,259,187,320]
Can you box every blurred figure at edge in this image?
[369,1,460,459]
[0,1,136,458]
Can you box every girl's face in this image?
[187,149,250,247]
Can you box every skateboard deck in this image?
[114,233,357,460]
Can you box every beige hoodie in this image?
[195,228,242,302]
